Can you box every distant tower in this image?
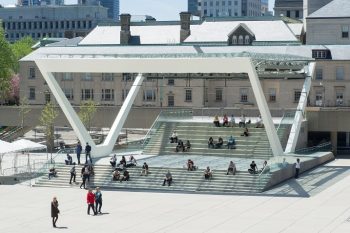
[99,0,120,21]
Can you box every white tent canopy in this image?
[0,139,46,154]
[0,140,18,154]
[11,139,46,152]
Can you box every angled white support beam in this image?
[285,62,315,153]
[35,62,95,150]
[246,59,284,157]
[95,73,145,156]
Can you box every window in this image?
[216,89,223,102]
[122,73,134,82]
[102,73,114,81]
[29,67,36,79]
[168,95,174,107]
[228,1,232,6]
[185,89,192,102]
[315,68,323,80]
[286,10,290,17]
[342,25,349,38]
[168,79,175,86]
[336,67,344,80]
[29,87,35,100]
[315,91,323,106]
[210,1,213,7]
[294,90,301,103]
[269,88,276,102]
[240,88,248,102]
[295,10,300,18]
[82,73,92,81]
[312,50,330,59]
[62,73,73,81]
[81,89,94,100]
[238,35,243,45]
[122,89,129,101]
[63,88,74,100]
[101,89,114,101]
[336,92,344,106]
[143,90,156,102]
[244,35,250,45]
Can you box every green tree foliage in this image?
[11,36,35,72]
[79,100,97,131]
[40,102,59,152]
[0,27,16,99]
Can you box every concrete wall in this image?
[264,152,334,190]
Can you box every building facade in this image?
[188,0,199,16]
[0,5,108,42]
[274,0,303,19]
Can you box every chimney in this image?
[120,14,131,45]
[180,12,191,43]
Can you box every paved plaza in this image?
[1,159,350,233]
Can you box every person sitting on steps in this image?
[170,131,178,143]
[185,140,191,152]
[222,114,229,127]
[227,161,236,175]
[118,156,127,169]
[187,159,195,171]
[112,169,121,181]
[215,137,224,149]
[239,114,246,128]
[204,166,213,180]
[140,162,149,176]
[120,169,130,182]
[208,137,214,148]
[48,167,57,180]
[65,154,73,165]
[248,161,258,174]
[241,127,249,137]
[213,115,220,127]
[227,135,236,149]
[176,140,185,152]
[162,170,173,186]
[110,154,117,167]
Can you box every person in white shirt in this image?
[170,131,178,143]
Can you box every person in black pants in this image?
[69,165,76,184]
[85,142,92,164]
[80,166,89,189]
[295,158,301,178]
[51,197,59,228]
[95,187,102,214]
[76,141,82,165]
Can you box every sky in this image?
[0,0,276,21]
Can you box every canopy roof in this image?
[0,139,46,154]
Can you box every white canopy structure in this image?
[0,140,18,154]
[11,139,46,152]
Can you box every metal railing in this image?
[295,142,332,155]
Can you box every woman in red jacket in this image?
[86,189,96,215]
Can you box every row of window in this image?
[27,87,278,104]
[203,9,239,17]
[3,20,93,31]
[7,31,64,40]
[315,67,348,80]
[200,1,239,7]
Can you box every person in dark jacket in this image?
[69,165,76,184]
[95,187,102,214]
[76,141,82,165]
[51,196,59,228]
[85,142,92,164]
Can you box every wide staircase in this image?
[143,122,285,160]
[33,163,271,194]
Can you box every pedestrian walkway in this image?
[1,159,350,232]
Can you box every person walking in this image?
[87,189,96,215]
[69,165,76,184]
[51,196,59,228]
[80,166,89,189]
[295,158,301,179]
[85,142,92,164]
[95,187,102,214]
[76,141,82,165]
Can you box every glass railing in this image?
[295,142,332,155]
[159,108,193,120]
[276,112,295,150]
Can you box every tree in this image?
[79,100,97,131]
[19,96,31,135]
[8,74,20,105]
[11,36,34,72]
[40,102,59,152]
[0,27,16,100]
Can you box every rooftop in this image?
[308,0,350,18]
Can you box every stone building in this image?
[274,0,303,19]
